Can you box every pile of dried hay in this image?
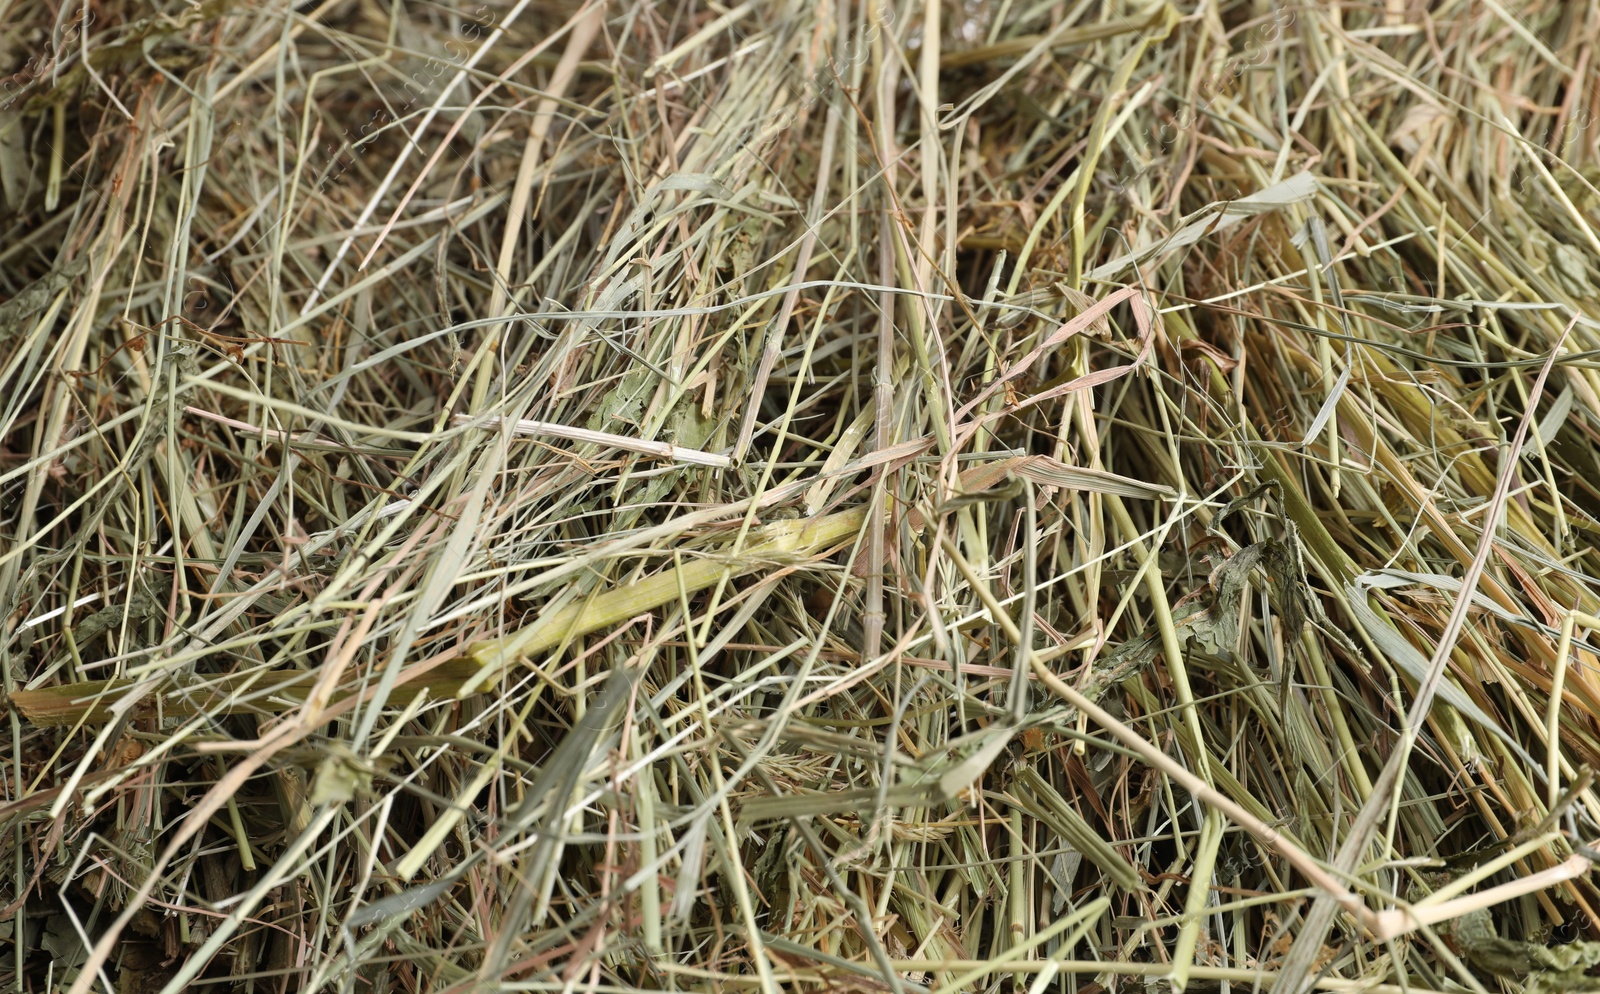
[5,1,1600,991]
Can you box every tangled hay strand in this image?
[5,0,1600,991]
